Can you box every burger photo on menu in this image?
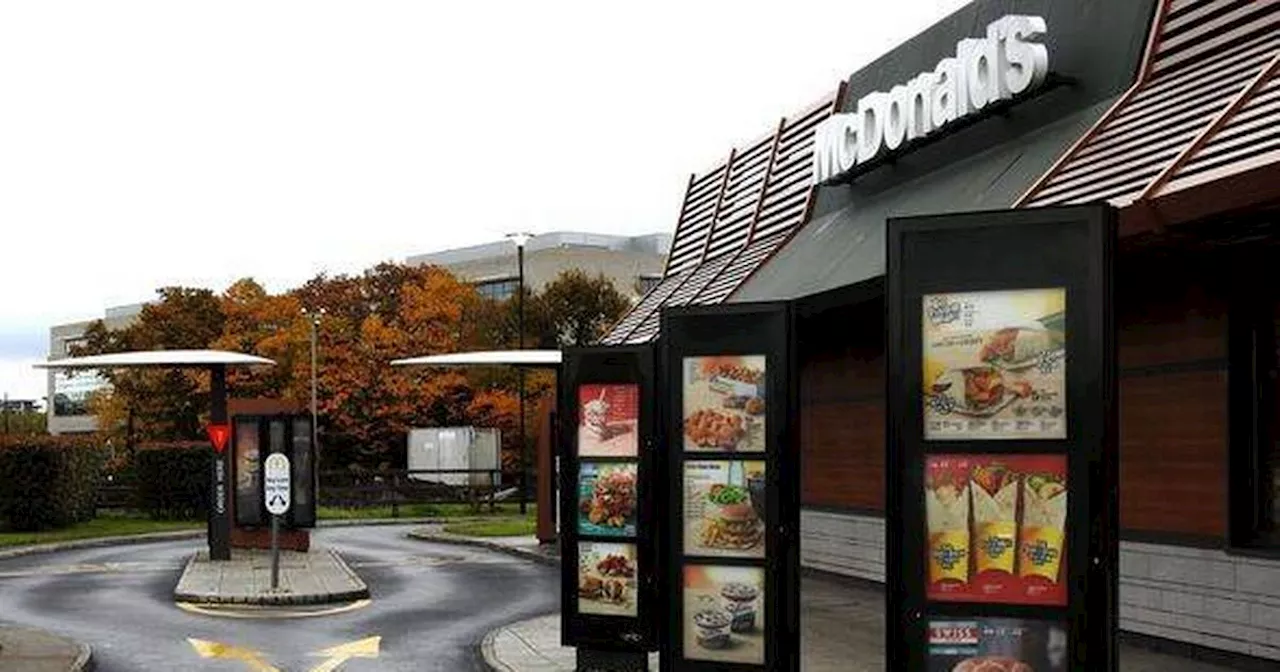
[578,384,639,458]
[682,356,766,453]
[923,288,1066,441]
[577,462,638,537]
[683,460,766,559]
[926,455,1068,606]
[683,565,765,665]
[577,541,638,617]
[927,618,1068,672]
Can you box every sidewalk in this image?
[173,547,369,605]
[484,576,1243,671]
[0,626,91,672]
[416,533,1246,672]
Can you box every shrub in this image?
[0,435,107,531]
[133,442,210,520]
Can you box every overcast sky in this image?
[0,0,970,401]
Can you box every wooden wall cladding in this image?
[1116,251,1229,537]
[799,299,885,510]
[1118,370,1228,536]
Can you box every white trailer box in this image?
[407,427,500,487]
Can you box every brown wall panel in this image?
[1118,370,1228,536]
[801,400,884,510]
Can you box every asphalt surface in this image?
[0,525,559,671]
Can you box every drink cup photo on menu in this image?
[682,356,766,452]
[683,564,765,665]
[577,541,638,617]
[577,462,638,537]
[923,288,1066,440]
[925,455,1068,606]
[578,384,639,458]
[683,460,766,559]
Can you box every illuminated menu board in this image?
[887,205,1118,672]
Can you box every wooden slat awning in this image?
[1019,0,1280,215]
[600,87,845,345]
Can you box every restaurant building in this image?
[603,0,1280,664]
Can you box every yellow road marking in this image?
[308,636,381,672]
[175,598,372,620]
[187,638,279,671]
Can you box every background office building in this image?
[46,303,145,435]
[405,231,672,302]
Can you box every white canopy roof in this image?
[35,349,276,369]
[391,349,562,367]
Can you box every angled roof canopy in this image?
[599,88,844,345]
[391,350,562,368]
[35,350,276,369]
[1019,0,1280,211]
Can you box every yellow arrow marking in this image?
[187,638,279,671]
[308,636,381,672]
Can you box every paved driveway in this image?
[0,525,558,671]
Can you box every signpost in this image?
[264,452,291,591]
[209,365,231,561]
[885,205,1117,671]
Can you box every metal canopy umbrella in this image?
[390,349,562,368]
[35,349,275,561]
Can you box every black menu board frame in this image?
[886,204,1117,671]
[660,302,800,672]
[559,344,659,653]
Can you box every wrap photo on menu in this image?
[971,463,1019,576]
[925,460,971,591]
[1020,472,1068,584]
[926,454,1068,605]
[923,288,1067,441]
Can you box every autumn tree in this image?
[530,269,632,347]
[73,287,225,442]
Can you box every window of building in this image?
[52,370,109,417]
[475,277,519,301]
[1229,262,1280,551]
[637,274,663,296]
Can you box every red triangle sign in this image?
[207,424,230,454]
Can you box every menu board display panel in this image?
[923,288,1066,441]
[682,564,766,665]
[925,454,1068,606]
[577,462,638,537]
[683,460,766,559]
[578,384,640,458]
[682,355,767,453]
[578,541,639,617]
[927,618,1068,672]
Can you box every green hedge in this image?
[134,442,210,520]
[0,435,106,531]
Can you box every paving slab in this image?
[0,626,91,672]
[408,527,558,566]
[172,546,368,605]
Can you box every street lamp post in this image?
[301,308,325,469]
[506,232,534,515]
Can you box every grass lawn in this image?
[0,512,201,549]
[442,516,537,537]
[317,502,536,520]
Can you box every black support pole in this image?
[209,364,231,561]
[518,242,528,515]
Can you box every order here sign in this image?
[264,453,291,516]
